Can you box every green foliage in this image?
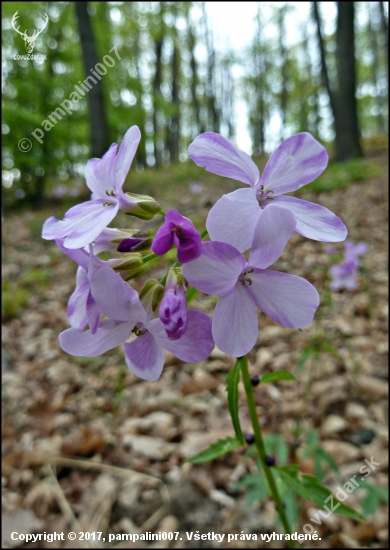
[2,280,29,320]
[226,359,244,444]
[302,158,381,193]
[296,335,340,372]
[186,286,199,305]
[276,467,365,521]
[359,483,388,517]
[260,370,296,384]
[300,429,339,482]
[185,437,241,464]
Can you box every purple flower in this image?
[344,240,368,260]
[329,240,367,291]
[159,269,188,340]
[59,267,214,381]
[42,127,160,249]
[56,240,108,333]
[189,132,347,252]
[152,209,202,263]
[182,204,319,357]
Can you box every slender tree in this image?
[313,2,362,160]
[75,2,109,158]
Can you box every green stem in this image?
[142,252,158,263]
[239,355,295,548]
[200,228,208,239]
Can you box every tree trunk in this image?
[188,20,203,134]
[167,9,180,163]
[368,3,386,133]
[334,2,362,160]
[313,2,362,160]
[75,2,109,158]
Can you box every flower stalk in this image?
[239,355,295,548]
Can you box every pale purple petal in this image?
[114,126,141,190]
[43,200,119,249]
[55,239,90,270]
[86,291,100,334]
[67,270,89,330]
[249,204,296,268]
[189,132,259,187]
[248,269,319,328]
[182,241,246,296]
[152,310,214,362]
[259,133,328,195]
[63,201,119,249]
[59,320,133,356]
[212,284,258,357]
[85,143,117,197]
[91,267,146,323]
[273,195,347,242]
[123,331,165,381]
[206,188,261,252]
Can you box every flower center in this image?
[239,269,253,286]
[132,324,146,337]
[256,184,274,208]
[172,225,184,240]
[106,190,116,197]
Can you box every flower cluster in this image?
[43,127,347,379]
[327,240,367,291]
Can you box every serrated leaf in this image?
[186,287,199,304]
[276,468,364,521]
[185,436,241,464]
[260,370,296,383]
[226,359,244,444]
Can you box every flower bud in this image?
[108,252,146,280]
[139,279,165,316]
[93,228,142,254]
[118,192,161,220]
[159,268,188,340]
[117,230,153,252]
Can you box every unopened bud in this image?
[140,279,165,315]
[119,192,161,220]
[108,252,145,280]
[159,268,188,340]
[117,230,153,252]
[245,434,255,445]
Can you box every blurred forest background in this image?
[2,3,389,547]
[2,1,388,208]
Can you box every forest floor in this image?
[2,148,388,548]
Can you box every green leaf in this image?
[260,370,296,383]
[361,490,379,517]
[276,468,364,521]
[186,287,199,305]
[315,447,339,472]
[226,359,244,444]
[185,437,241,464]
[296,348,313,371]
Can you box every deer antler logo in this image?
[11,11,49,54]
